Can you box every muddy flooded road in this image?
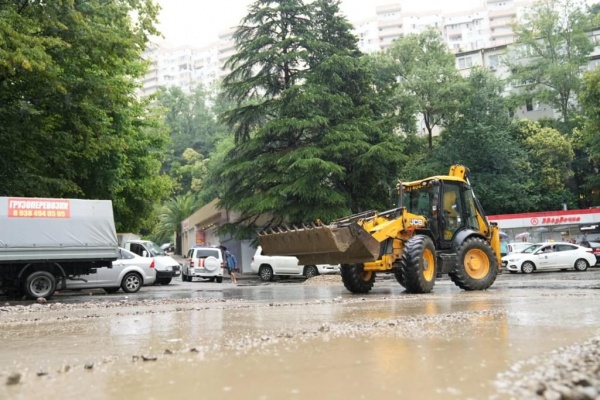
[1,271,600,399]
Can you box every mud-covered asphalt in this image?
[1,270,600,399]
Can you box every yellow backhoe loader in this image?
[259,165,501,294]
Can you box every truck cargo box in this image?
[0,197,119,263]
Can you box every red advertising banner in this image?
[8,198,71,218]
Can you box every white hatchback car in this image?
[182,246,224,283]
[250,246,340,282]
[66,248,156,293]
[502,242,596,274]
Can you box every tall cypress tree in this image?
[215,0,404,234]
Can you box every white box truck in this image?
[0,197,119,299]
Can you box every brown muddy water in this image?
[1,278,599,399]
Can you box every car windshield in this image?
[145,241,166,256]
[521,244,542,254]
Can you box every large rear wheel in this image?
[23,271,57,300]
[340,264,375,294]
[402,235,437,293]
[450,237,498,291]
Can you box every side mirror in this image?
[142,250,148,257]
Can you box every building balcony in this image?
[489,8,517,18]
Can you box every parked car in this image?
[182,246,224,283]
[66,248,156,293]
[507,242,535,254]
[501,242,596,274]
[579,241,600,265]
[250,246,340,282]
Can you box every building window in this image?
[526,99,533,111]
[458,56,473,69]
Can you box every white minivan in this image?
[250,246,340,282]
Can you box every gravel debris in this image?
[495,335,600,399]
[302,274,342,286]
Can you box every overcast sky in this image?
[155,0,481,48]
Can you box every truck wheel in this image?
[181,272,187,281]
[304,265,318,279]
[401,235,437,293]
[259,265,274,282]
[121,272,142,293]
[341,264,375,294]
[216,276,223,283]
[450,237,498,291]
[23,271,56,300]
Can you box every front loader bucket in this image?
[258,223,380,265]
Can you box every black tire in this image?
[158,278,172,285]
[521,261,535,274]
[401,235,437,294]
[216,276,223,283]
[121,272,142,293]
[394,268,406,288]
[340,264,375,294]
[449,237,498,290]
[23,271,56,300]
[259,265,274,282]
[105,287,120,294]
[181,272,187,282]
[304,265,318,279]
[574,259,589,272]
[187,275,193,282]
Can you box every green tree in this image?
[152,194,200,255]
[577,68,600,206]
[508,0,595,126]
[431,69,536,214]
[514,120,575,210]
[0,0,170,232]
[215,0,404,235]
[387,28,467,149]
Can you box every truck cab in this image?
[123,240,181,285]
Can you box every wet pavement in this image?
[1,270,600,399]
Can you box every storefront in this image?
[180,199,255,273]
[488,209,600,244]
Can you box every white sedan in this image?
[501,242,596,274]
[66,248,156,293]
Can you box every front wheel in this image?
[121,272,142,293]
[304,265,318,279]
[23,271,57,299]
[259,265,274,282]
[216,276,223,283]
[521,261,535,274]
[402,235,437,293]
[574,259,589,272]
[450,237,498,291]
[340,264,375,294]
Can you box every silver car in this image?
[66,248,156,293]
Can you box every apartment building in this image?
[139,0,539,96]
